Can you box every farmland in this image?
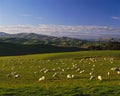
[0,50,120,96]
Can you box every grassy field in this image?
[0,50,120,96]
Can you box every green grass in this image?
[0,50,120,95]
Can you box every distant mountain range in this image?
[0,32,119,40]
[0,32,120,40]
[0,32,54,40]
[0,31,119,47]
[0,32,84,46]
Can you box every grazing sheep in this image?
[71,75,75,78]
[93,65,95,67]
[52,68,56,71]
[14,74,19,79]
[90,75,95,80]
[111,67,120,71]
[110,61,113,64]
[58,67,61,70]
[52,72,58,78]
[98,75,102,81]
[34,71,37,74]
[89,71,94,76]
[67,74,72,79]
[117,71,120,74]
[72,64,78,69]
[67,74,74,79]
[62,69,65,72]
[91,68,94,71]
[76,68,80,72]
[44,69,49,73]
[107,72,110,76]
[67,67,70,70]
[38,76,45,81]
[80,70,85,74]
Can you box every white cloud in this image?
[112,16,120,20]
[0,24,120,38]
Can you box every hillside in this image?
[0,32,89,48]
[0,42,82,56]
[0,32,119,54]
[0,51,120,95]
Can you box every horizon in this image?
[0,0,120,39]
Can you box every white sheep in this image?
[91,68,94,71]
[89,71,94,76]
[107,72,110,76]
[62,69,65,72]
[52,72,58,78]
[52,68,56,71]
[93,64,95,67]
[67,74,75,79]
[98,75,102,81]
[67,74,72,79]
[71,75,75,78]
[44,69,49,73]
[38,76,45,81]
[14,74,19,79]
[117,71,120,74]
[111,67,119,71]
[90,75,95,80]
[76,68,80,72]
[80,70,85,74]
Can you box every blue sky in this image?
[0,0,120,38]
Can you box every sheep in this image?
[79,70,85,74]
[67,74,75,79]
[90,75,95,80]
[34,71,37,74]
[38,76,45,81]
[52,72,58,78]
[14,74,19,79]
[71,75,75,78]
[44,69,49,73]
[67,74,72,79]
[107,72,110,76]
[91,68,95,71]
[72,64,78,69]
[97,75,102,81]
[117,71,120,74]
[52,68,56,71]
[111,67,120,71]
[93,64,95,67]
[89,71,94,76]
[110,61,113,64]
[62,69,65,72]
[76,68,80,72]
[66,67,70,70]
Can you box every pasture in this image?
[0,50,120,96]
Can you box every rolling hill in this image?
[0,42,82,56]
[0,51,120,95]
[0,32,119,56]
